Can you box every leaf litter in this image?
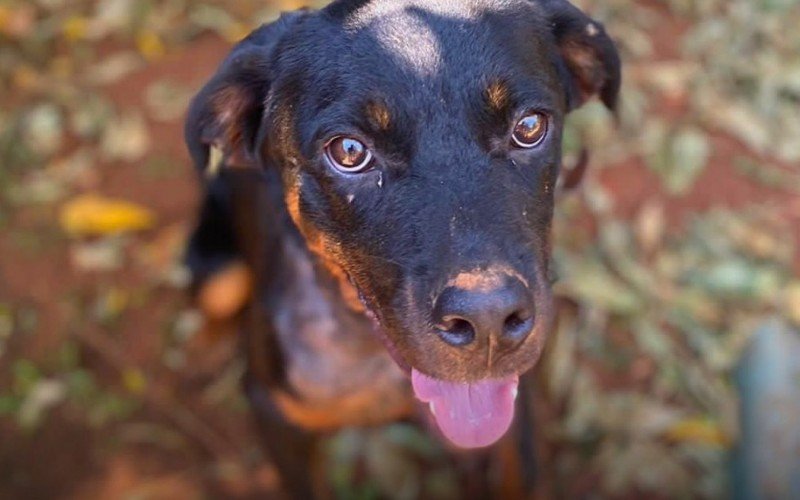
[1,0,798,498]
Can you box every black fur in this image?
[185,0,619,496]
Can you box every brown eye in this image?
[325,136,373,173]
[511,113,548,148]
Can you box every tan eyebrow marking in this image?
[365,99,391,130]
[484,80,510,112]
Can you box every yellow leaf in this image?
[784,283,800,326]
[0,5,34,38]
[122,368,147,395]
[0,7,9,31]
[62,16,89,41]
[12,64,40,91]
[49,56,74,80]
[664,418,730,447]
[60,194,155,236]
[136,31,166,61]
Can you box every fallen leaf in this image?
[71,238,126,272]
[84,52,143,86]
[18,379,67,430]
[60,194,155,236]
[664,418,730,447]
[659,127,711,194]
[100,111,151,162]
[92,287,131,324]
[23,104,63,156]
[0,4,35,38]
[62,15,90,41]
[122,368,147,395]
[635,201,665,254]
[136,31,166,60]
[784,283,800,326]
[145,81,194,122]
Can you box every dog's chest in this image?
[269,243,413,428]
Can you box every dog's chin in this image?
[360,304,520,449]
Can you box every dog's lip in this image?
[360,301,414,374]
[353,280,412,372]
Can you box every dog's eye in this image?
[511,113,548,148]
[325,136,373,173]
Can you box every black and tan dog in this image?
[185,0,619,496]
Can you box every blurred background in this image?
[1,0,799,498]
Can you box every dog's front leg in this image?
[240,296,328,500]
[244,377,323,499]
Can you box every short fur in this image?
[185,0,620,496]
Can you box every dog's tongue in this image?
[411,369,518,449]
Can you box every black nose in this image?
[433,276,534,347]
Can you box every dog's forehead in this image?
[329,0,546,79]
[342,0,521,27]
[276,0,563,142]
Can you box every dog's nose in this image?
[433,276,534,347]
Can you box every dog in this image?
[185,0,620,496]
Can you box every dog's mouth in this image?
[411,369,518,448]
[360,297,520,449]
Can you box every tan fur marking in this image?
[366,100,391,130]
[273,386,413,431]
[284,179,366,313]
[284,179,302,230]
[447,265,530,292]
[198,260,252,320]
[485,80,510,111]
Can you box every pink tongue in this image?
[411,369,518,449]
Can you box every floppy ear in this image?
[541,0,621,112]
[185,11,307,174]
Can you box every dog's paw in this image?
[197,260,252,321]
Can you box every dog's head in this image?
[187,0,619,448]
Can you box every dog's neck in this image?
[251,170,407,406]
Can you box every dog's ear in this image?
[185,11,307,174]
[541,0,621,112]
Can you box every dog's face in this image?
[188,0,619,448]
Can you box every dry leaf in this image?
[122,368,147,395]
[60,194,155,236]
[784,283,800,326]
[664,418,730,447]
[136,31,166,61]
[100,111,151,162]
[635,201,665,254]
[70,238,126,272]
[23,104,63,156]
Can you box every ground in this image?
[1,0,799,498]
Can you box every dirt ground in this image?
[1,0,799,498]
